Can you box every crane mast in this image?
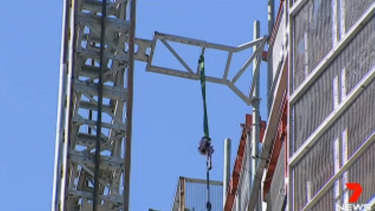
[52,0,136,210]
[52,0,268,210]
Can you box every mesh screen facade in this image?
[344,0,374,30]
[292,16,375,152]
[269,144,286,211]
[292,0,333,90]
[231,134,252,211]
[289,0,375,210]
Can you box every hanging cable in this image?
[197,49,214,211]
[93,0,106,210]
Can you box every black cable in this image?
[206,158,212,211]
[93,0,106,210]
[88,59,95,135]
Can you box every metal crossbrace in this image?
[134,32,268,105]
[53,0,265,210]
[52,0,135,210]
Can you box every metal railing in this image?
[172,177,223,211]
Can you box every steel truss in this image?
[53,0,267,210]
[134,32,267,105]
[52,0,135,210]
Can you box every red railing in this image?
[263,89,288,199]
[224,115,252,211]
[224,114,267,211]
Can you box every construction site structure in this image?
[52,0,375,210]
[223,0,375,211]
[52,0,267,210]
[52,0,136,210]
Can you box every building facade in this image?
[288,0,375,210]
[225,0,375,210]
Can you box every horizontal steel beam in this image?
[147,65,227,84]
[79,101,114,114]
[154,31,267,52]
[74,81,128,101]
[82,0,126,15]
[73,114,126,131]
[70,151,125,171]
[76,47,129,62]
[77,12,131,32]
[68,189,123,204]
[182,176,223,186]
[76,133,111,149]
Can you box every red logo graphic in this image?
[346,183,363,203]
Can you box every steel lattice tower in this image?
[52,0,136,210]
[52,0,270,210]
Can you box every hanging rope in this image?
[197,50,213,211]
[199,54,210,139]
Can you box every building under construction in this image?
[222,0,375,210]
[51,0,375,210]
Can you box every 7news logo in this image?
[336,183,372,211]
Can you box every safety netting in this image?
[344,0,374,30]
[292,16,375,152]
[292,0,333,90]
[290,0,375,210]
[269,144,286,211]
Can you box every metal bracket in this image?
[135,32,268,105]
[249,97,262,106]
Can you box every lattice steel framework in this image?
[52,0,268,210]
[52,0,135,210]
[135,32,267,105]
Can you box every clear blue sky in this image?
[0,1,273,210]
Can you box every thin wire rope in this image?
[93,0,106,210]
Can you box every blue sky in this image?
[0,1,272,210]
